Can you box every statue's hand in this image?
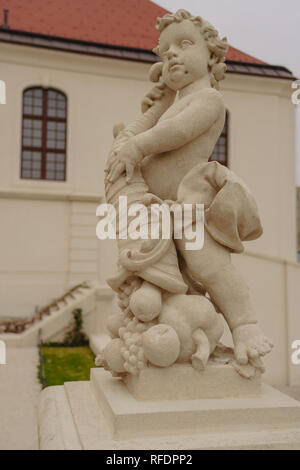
[106,138,143,185]
[141,83,165,113]
[232,323,273,371]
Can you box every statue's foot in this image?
[232,323,273,370]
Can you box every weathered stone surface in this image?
[38,373,300,450]
[123,362,261,401]
[99,9,273,387]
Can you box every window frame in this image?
[209,110,229,167]
[20,86,67,181]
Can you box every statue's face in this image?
[159,20,210,91]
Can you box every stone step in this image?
[38,370,300,450]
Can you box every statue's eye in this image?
[181,40,193,48]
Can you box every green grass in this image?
[40,346,96,387]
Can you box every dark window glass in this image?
[21,87,67,180]
[209,112,229,167]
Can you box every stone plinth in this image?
[38,369,300,450]
[90,368,300,441]
[123,362,261,401]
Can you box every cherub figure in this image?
[106,9,273,370]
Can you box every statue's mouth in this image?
[168,61,183,71]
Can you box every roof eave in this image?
[0,28,295,80]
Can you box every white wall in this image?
[222,75,297,262]
[0,197,70,318]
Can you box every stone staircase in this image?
[0,281,114,348]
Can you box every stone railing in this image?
[0,282,91,334]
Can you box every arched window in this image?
[21,87,67,180]
[209,111,228,167]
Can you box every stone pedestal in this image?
[123,362,261,401]
[38,367,300,450]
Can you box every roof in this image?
[0,0,265,62]
[0,0,294,79]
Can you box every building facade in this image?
[297,187,300,261]
[0,0,299,387]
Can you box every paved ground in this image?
[277,385,300,401]
[0,347,41,450]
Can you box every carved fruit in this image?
[103,338,126,373]
[107,313,125,338]
[142,324,180,367]
[129,281,162,322]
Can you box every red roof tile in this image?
[0,0,265,64]
[227,45,264,65]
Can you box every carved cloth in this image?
[177,161,263,253]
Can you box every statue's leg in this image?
[191,328,210,370]
[175,227,257,332]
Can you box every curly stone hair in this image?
[153,9,229,90]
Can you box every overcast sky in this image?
[154,0,300,186]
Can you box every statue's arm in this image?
[106,90,224,185]
[133,91,224,156]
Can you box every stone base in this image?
[123,362,261,400]
[38,368,300,450]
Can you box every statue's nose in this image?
[167,46,178,60]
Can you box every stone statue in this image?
[97,9,273,385]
